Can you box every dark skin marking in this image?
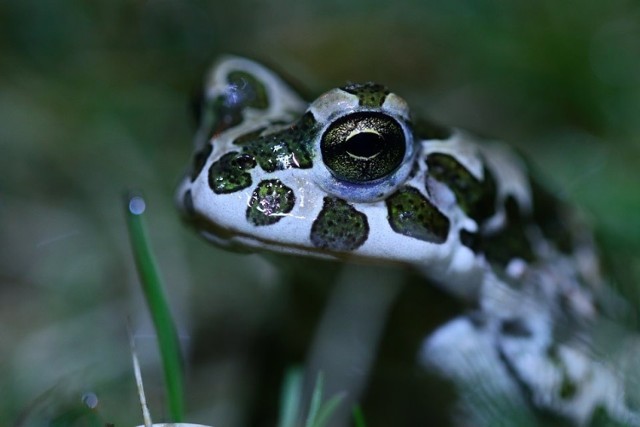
[208,151,257,194]
[546,346,578,400]
[500,318,533,338]
[226,70,269,110]
[233,127,267,145]
[459,229,481,253]
[194,70,270,141]
[341,82,390,107]
[385,186,450,243]
[238,112,317,172]
[246,179,295,226]
[190,143,214,182]
[483,196,535,267]
[530,179,574,254]
[310,197,369,251]
[203,94,244,140]
[427,153,497,223]
[182,190,195,218]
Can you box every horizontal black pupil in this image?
[321,111,406,183]
[345,132,384,159]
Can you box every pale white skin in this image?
[177,56,640,426]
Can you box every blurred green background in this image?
[1,0,639,426]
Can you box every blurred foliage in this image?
[1,0,639,426]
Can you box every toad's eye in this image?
[321,112,406,183]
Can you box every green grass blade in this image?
[304,372,324,427]
[352,404,366,427]
[277,367,303,427]
[125,194,185,422]
[310,392,345,427]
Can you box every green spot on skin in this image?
[200,94,244,140]
[559,377,578,399]
[459,229,480,252]
[196,70,270,139]
[385,186,450,243]
[483,196,535,266]
[341,82,390,107]
[427,153,497,222]
[182,190,195,218]
[545,345,578,400]
[190,143,213,181]
[500,318,532,337]
[589,405,628,426]
[227,70,269,110]
[233,127,266,145]
[246,179,295,226]
[208,151,257,194]
[238,112,317,172]
[310,197,369,251]
[530,179,574,254]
